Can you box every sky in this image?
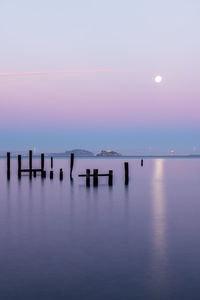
[0,0,200,154]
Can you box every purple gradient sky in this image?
[0,0,200,153]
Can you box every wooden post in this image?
[33,170,37,177]
[86,169,90,187]
[141,159,143,167]
[29,150,32,178]
[41,170,46,178]
[51,157,53,169]
[93,169,98,187]
[124,162,129,185]
[18,155,21,178]
[41,153,44,170]
[7,152,10,176]
[50,170,53,179]
[60,168,63,180]
[108,170,113,186]
[70,153,74,180]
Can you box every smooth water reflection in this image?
[152,159,167,260]
[0,158,200,299]
[151,159,168,296]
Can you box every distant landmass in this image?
[96,150,121,157]
[65,149,94,156]
[1,150,200,158]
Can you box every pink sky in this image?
[0,0,200,151]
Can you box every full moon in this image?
[154,75,162,83]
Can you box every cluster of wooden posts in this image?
[6,151,144,187]
[6,151,72,181]
[78,169,113,187]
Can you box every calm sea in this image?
[0,158,200,300]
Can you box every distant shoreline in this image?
[1,155,200,159]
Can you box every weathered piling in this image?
[51,157,53,169]
[93,169,98,187]
[79,169,113,187]
[41,153,44,170]
[70,153,74,180]
[41,170,46,178]
[86,169,90,187]
[29,150,32,178]
[141,159,143,167]
[18,155,21,178]
[60,168,63,180]
[50,170,53,179]
[124,162,129,185]
[7,152,10,176]
[33,170,37,177]
[108,170,113,186]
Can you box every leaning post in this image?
[70,153,74,180]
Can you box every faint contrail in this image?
[0,69,132,77]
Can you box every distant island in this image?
[96,150,121,157]
[65,149,94,156]
[1,150,200,158]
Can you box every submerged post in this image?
[108,170,113,186]
[124,162,129,185]
[86,169,90,187]
[51,157,53,169]
[41,153,44,170]
[141,159,143,167]
[60,168,63,180]
[93,169,98,187]
[18,155,21,178]
[29,150,32,178]
[70,153,74,180]
[7,152,10,177]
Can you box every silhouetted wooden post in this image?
[93,169,98,187]
[70,153,74,180]
[141,159,143,167]
[7,152,10,177]
[33,170,37,177]
[60,168,63,180]
[41,153,44,170]
[18,155,21,178]
[86,169,90,187]
[124,162,129,185]
[50,170,53,179]
[51,157,53,169]
[108,170,113,186]
[29,150,32,178]
[41,170,46,178]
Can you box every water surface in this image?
[0,158,200,299]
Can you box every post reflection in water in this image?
[151,159,168,292]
